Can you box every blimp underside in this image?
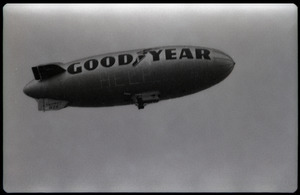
[23,46,235,111]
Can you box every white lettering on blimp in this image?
[67,48,211,74]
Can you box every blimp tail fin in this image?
[36,98,68,111]
[32,64,66,81]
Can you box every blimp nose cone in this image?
[227,59,235,73]
[202,50,235,87]
[213,49,235,78]
[23,80,41,98]
[220,58,235,80]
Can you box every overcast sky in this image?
[3,4,297,192]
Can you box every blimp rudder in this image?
[32,63,66,81]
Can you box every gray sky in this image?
[3,4,297,192]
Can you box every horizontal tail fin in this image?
[32,63,65,80]
[37,98,68,111]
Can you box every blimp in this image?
[23,46,235,111]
